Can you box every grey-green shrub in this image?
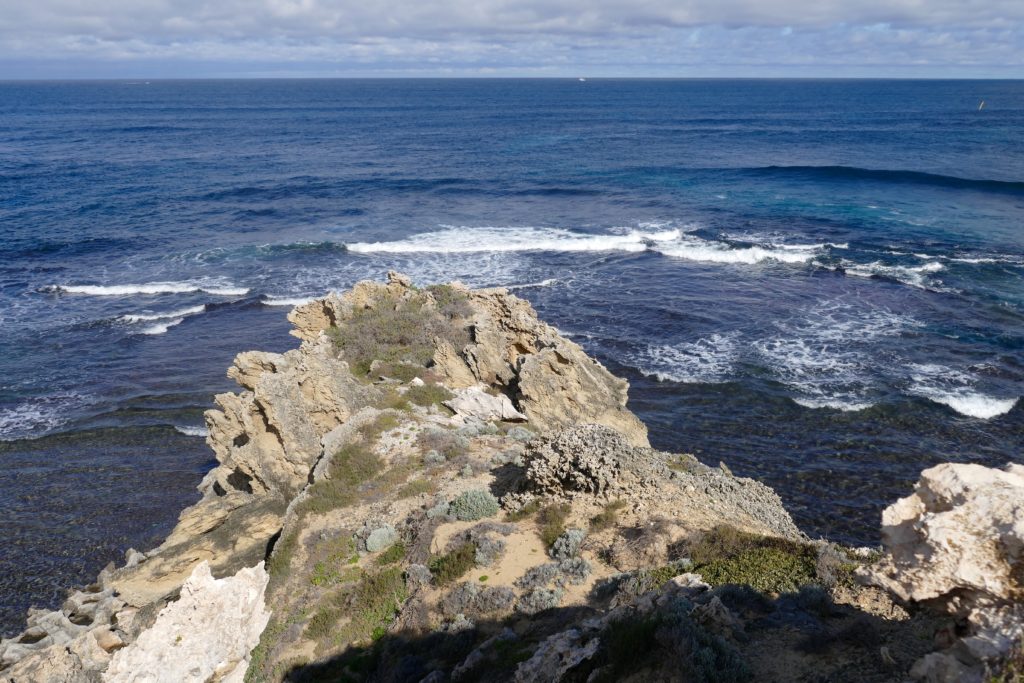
[450,489,499,521]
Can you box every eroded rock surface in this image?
[103,561,270,683]
[864,462,1024,683]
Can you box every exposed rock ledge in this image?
[1,273,1020,683]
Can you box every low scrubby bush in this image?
[418,428,469,460]
[429,542,477,586]
[550,528,586,560]
[326,288,472,378]
[686,526,818,595]
[590,500,627,532]
[538,502,572,548]
[450,489,499,521]
[405,383,454,408]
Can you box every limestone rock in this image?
[513,628,600,683]
[523,424,671,498]
[103,561,270,683]
[864,462,1024,683]
[444,386,527,422]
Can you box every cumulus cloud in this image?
[0,0,1020,76]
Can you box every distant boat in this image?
[978,100,986,110]
[579,78,586,82]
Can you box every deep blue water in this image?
[1,79,1023,636]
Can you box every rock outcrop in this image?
[6,273,1017,683]
[863,462,1024,682]
[103,562,270,683]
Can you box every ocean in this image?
[1,78,1022,636]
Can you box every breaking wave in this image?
[45,281,249,297]
[907,364,1019,419]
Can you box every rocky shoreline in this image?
[2,272,1021,682]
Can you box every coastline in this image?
[1,273,1021,682]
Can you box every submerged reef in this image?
[2,272,1021,683]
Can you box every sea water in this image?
[1,78,1022,634]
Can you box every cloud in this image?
[0,0,1021,76]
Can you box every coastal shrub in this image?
[365,526,398,553]
[423,450,446,466]
[538,502,572,548]
[441,582,516,618]
[405,383,454,408]
[506,498,541,522]
[267,530,299,580]
[473,535,506,566]
[516,587,563,615]
[375,542,407,567]
[326,289,471,379]
[426,283,474,320]
[396,478,435,499]
[686,526,818,595]
[590,499,627,532]
[305,566,407,646]
[429,542,478,586]
[418,428,469,460]
[375,361,426,383]
[559,557,593,585]
[550,528,586,560]
[310,535,360,586]
[516,563,561,591]
[450,489,499,521]
[506,426,535,442]
[988,638,1024,683]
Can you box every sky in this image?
[0,0,1022,78]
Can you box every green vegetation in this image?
[597,614,663,681]
[538,502,572,549]
[687,526,818,595]
[311,536,361,586]
[506,498,542,522]
[989,638,1024,683]
[395,478,435,499]
[325,287,472,379]
[589,499,627,531]
[267,530,299,580]
[305,566,408,647]
[374,361,426,383]
[417,428,468,460]
[374,542,406,567]
[429,542,477,586]
[449,489,500,521]
[405,383,455,408]
[478,575,489,582]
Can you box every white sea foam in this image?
[636,333,739,384]
[506,278,559,291]
[121,305,206,323]
[175,425,209,437]
[907,363,1018,419]
[50,281,249,297]
[655,236,822,265]
[844,261,945,289]
[140,318,184,335]
[754,301,915,410]
[0,393,87,441]
[346,226,682,254]
[262,296,317,307]
[791,397,873,412]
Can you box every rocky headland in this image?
[1,272,1021,683]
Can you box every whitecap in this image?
[48,281,249,297]
[636,333,739,384]
[906,363,1018,419]
[262,296,317,307]
[844,261,945,289]
[140,318,184,335]
[346,226,681,254]
[791,397,873,412]
[0,393,88,441]
[655,236,821,265]
[506,278,559,291]
[121,305,206,323]
[175,425,209,437]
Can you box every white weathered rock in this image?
[102,561,270,683]
[864,462,1024,683]
[444,386,527,422]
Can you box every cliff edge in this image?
[2,273,1021,683]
